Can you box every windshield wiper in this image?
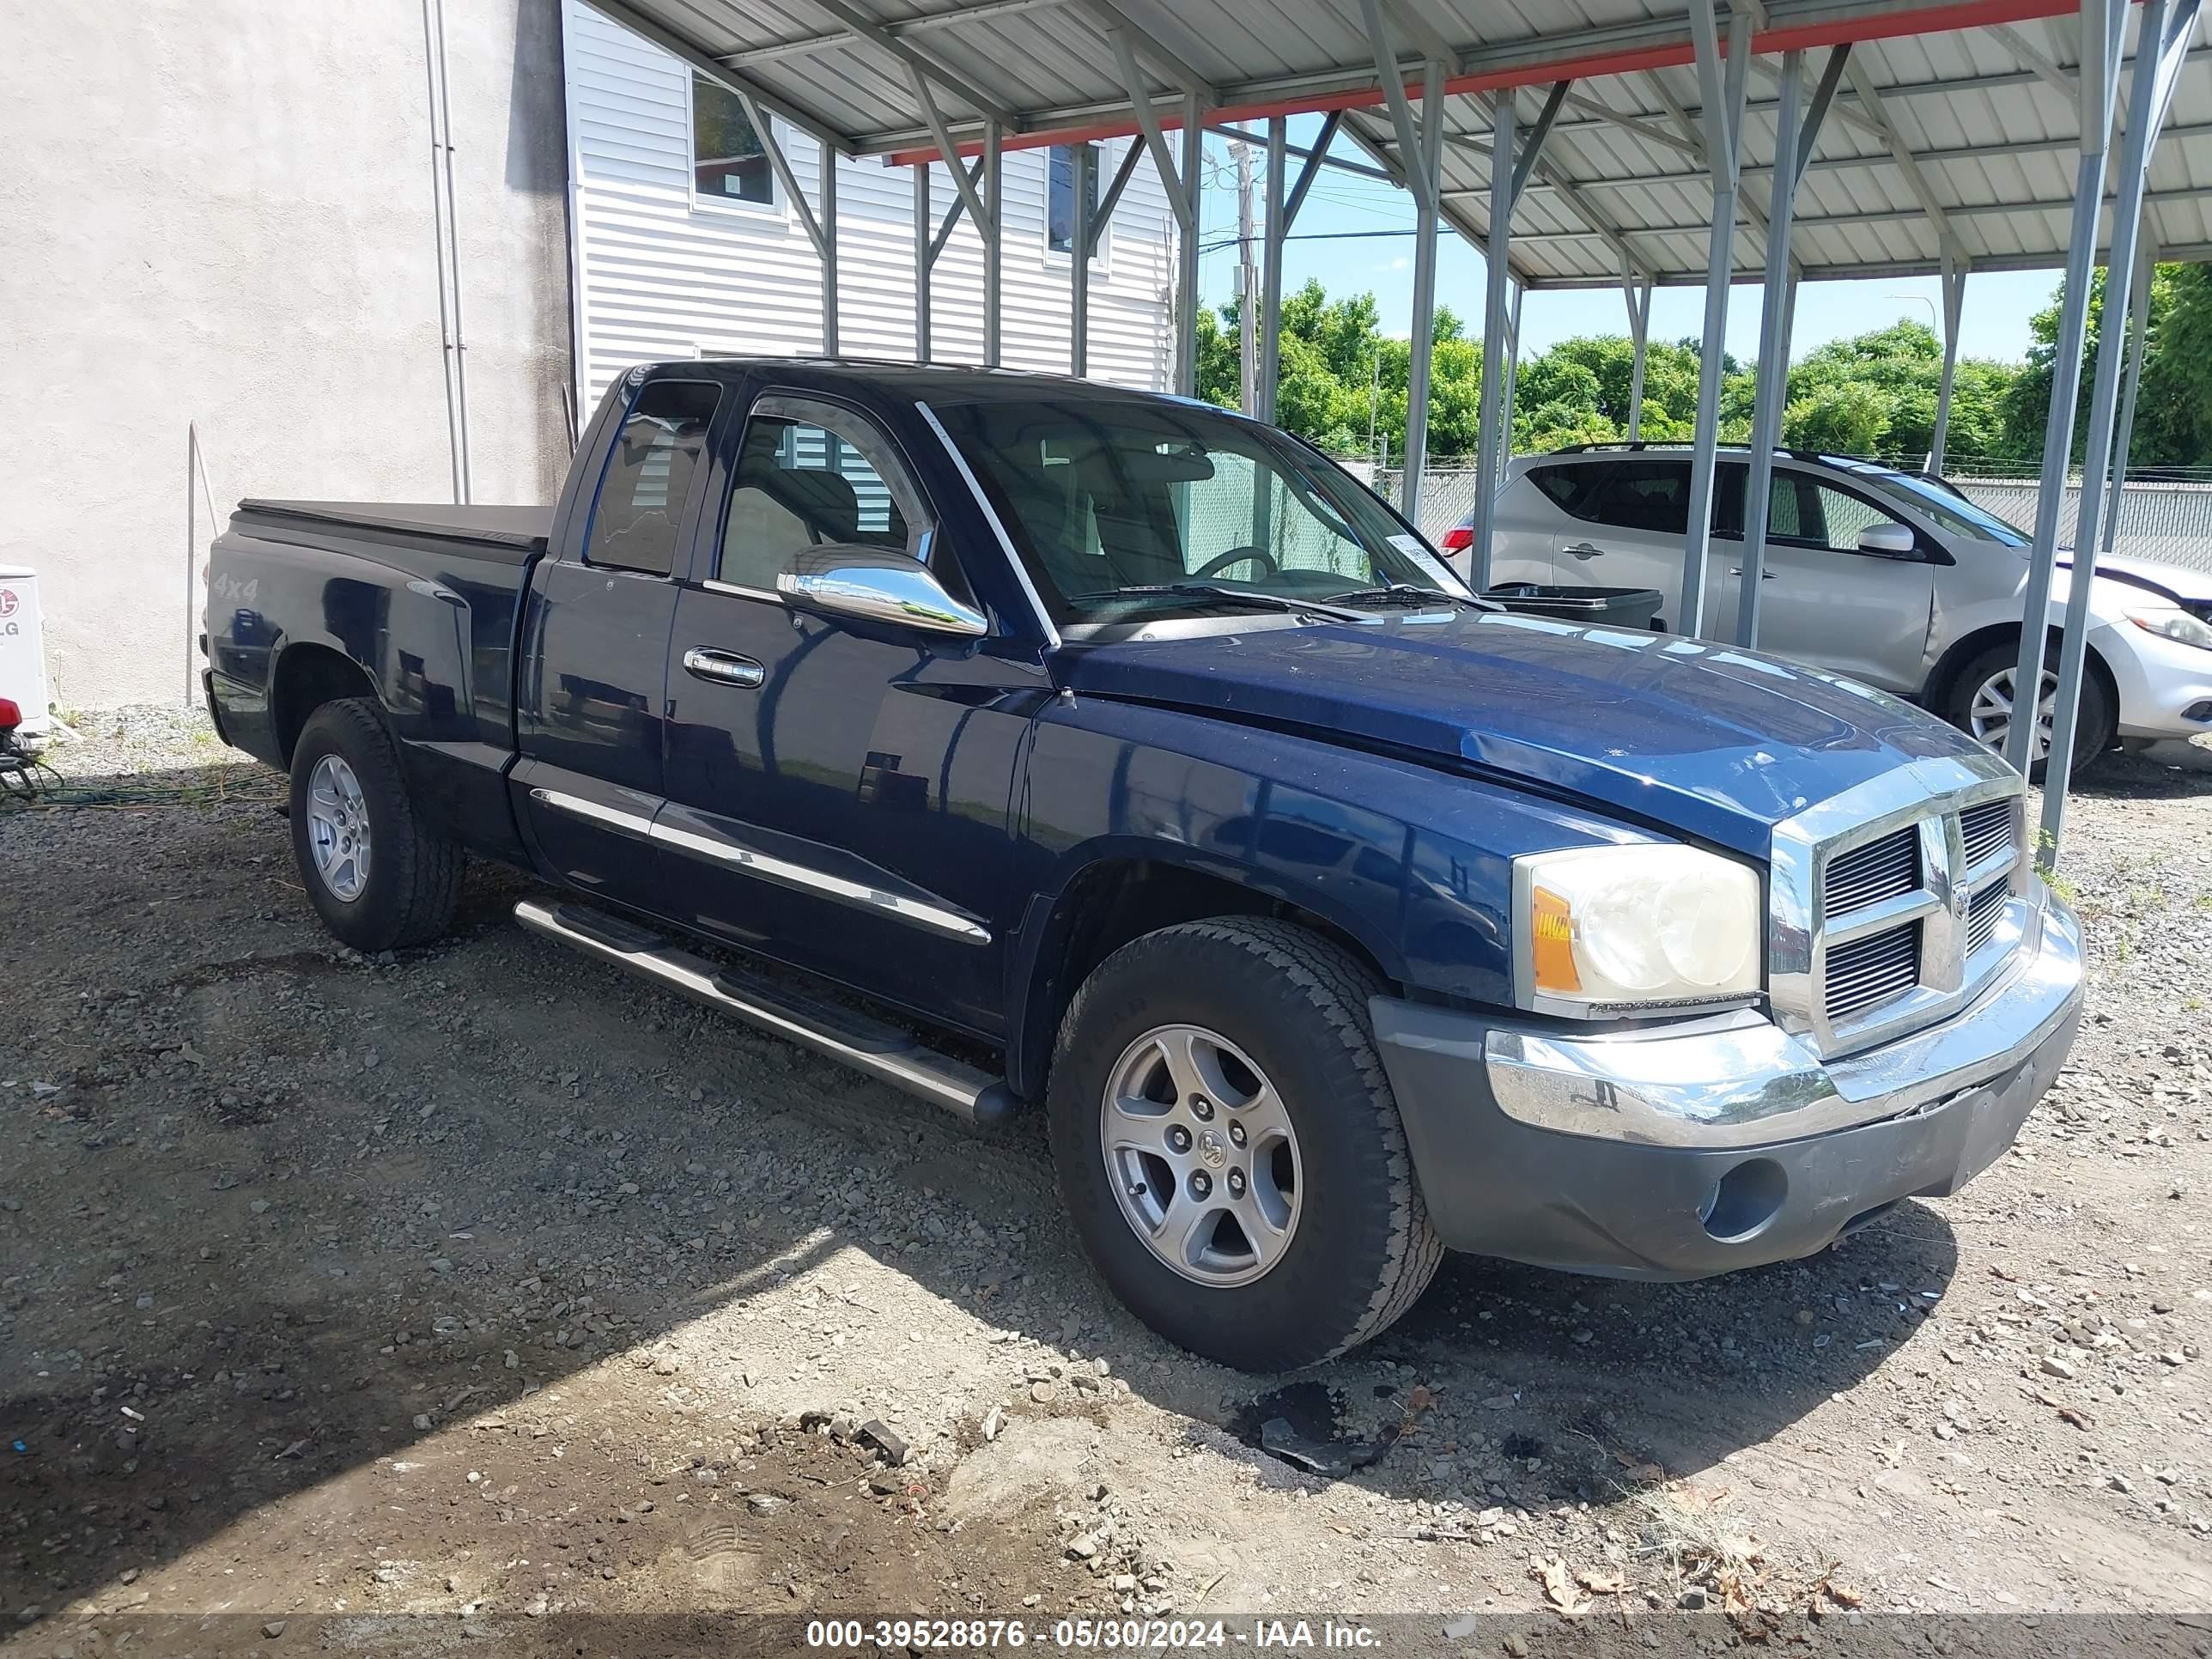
[1068,583,1372,623]
[1325,582,1498,612]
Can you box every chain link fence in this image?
[1356,460,2212,576]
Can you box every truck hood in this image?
[1059,611,1990,858]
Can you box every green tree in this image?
[1186,270,2212,473]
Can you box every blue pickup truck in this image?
[204,360,2084,1371]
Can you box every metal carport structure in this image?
[586,0,2205,858]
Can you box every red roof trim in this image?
[884,0,2086,165]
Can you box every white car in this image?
[1448,444,2212,775]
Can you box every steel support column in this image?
[1358,2,1447,524]
[983,119,1004,366]
[1737,46,1837,647]
[1470,93,1517,586]
[1404,59,1444,524]
[1680,0,1752,640]
[1498,280,1524,479]
[2100,233,2158,568]
[1071,143,1093,377]
[1177,94,1203,397]
[2007,0,2127,783]
[820,145,839,355]
[1623,264,1652,441]
[1258,117,1287,422]
[1930,246,1967,471]
[2039,0,2197,856]
[914,161,931,362]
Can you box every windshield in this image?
[1856,469,2031,546]
[932,397,1468,624]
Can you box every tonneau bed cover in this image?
[235,500,552,557]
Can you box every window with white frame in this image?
[1047,143,1103,258]
[691,73,775,209]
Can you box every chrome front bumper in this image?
[1481,882,2082,1150]
[1368,886,2083,1278]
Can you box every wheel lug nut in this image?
[1226,1170,1246,1198]
[1188,1170,1212,1200]
[1167,1127,1192,1154]
[1190,1095,1214,1121]
[1227,1121,1246,1147]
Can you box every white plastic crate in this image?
[0,563,52,738]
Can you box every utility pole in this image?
[1232,141,1258,413]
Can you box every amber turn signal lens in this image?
[1531,884,1580,994]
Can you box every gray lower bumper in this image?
[1370,896,2083,1279]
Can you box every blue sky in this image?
[1188,116,2060,366]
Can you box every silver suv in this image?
[1456,444,2212,775]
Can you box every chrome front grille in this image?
[1824,921,1922,1020]
[1824,826,1918,913]
[1769,756,2030,1058]
[1966,874,2010,956]
[1960,799,2014,869]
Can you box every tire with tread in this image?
[1046,915,1442,1371]
[289,697,465,951]
[1941,639,2115,783]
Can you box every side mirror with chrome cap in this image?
[1856,522,1917,558]
[776,546,988,638]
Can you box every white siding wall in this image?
[563,1,1178,416]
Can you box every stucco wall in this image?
[0,0,574,710]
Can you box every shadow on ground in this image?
[2,764,1960,1618]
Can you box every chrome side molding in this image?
[527,787,991,945]
[514,898,1018,1125]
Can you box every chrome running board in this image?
[513,898,1018,1125]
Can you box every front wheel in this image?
[289,697,465,951]
[1943,641,2114,783]
[1046,917,1442,1371]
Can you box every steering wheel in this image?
[1190,545,1279,580]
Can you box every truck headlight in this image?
[2127,605,2212,653]
[1512,845,1762,1015]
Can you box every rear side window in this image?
[1528,463,1601,520]
[585,380,724,576]
[1585,460,1692,534]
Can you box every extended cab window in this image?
[586,380,722,577]
[717,398,933,595]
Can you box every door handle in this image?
[1564,541,1605,559]
[683,647,766,689]
[1729,568,1778,580]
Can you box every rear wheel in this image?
[1943,641,2114,783]
[1046,916,1441,1371]
[289,697,464,951]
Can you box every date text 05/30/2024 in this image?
[804,1618,1382,1650]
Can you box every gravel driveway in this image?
[3,711,2209,1653]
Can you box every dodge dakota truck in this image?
[204,360,2084,1372]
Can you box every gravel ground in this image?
[3,708,2210,1656]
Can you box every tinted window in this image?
[1586,460,1692,534]
[585,380,722,577]
[1528,463,1600,519]
[693,74,773,206]
[718,402,929,594]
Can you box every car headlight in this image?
[2127,605,2212,653]
[1512,845,1762,1015]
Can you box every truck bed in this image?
[234,500,551,561]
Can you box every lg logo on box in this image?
[0,587,16,617]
